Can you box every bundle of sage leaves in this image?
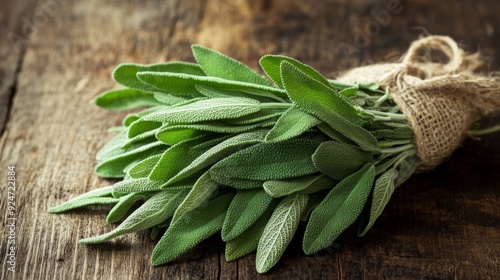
[49,45,421,273]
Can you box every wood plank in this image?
[0,0,39,136]
[1,0,499,279]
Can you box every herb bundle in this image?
[49,36,500,273]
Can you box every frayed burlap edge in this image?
[338,36,500,171]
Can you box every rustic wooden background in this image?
[1,0,499,279]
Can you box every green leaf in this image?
[80,189,188,244]
[259,55,330,88]
[225,200,278,262]
[128,119,162,138]
[224,108,284,125]
[96,129,130,162]
[156,120,272,141]
[303,163,375,255]
[263,174,335,198]
[170,173,219,224]
[195,85,284,103]
[112,62,206,93]
[151,192,234,266]
[222,189,273,241]
[153,92,189,105]
[112,178,166,194]
[155,126,203,146]
[96,141,167,178]
[127,154,163,179]
[280,61,379,152]
[192,45,272,87]
[47,186,117,213]
[312,141,373,180]
[211,177,265,189]
[358,168,398,236]
[166,132,265,186]
[210,138,321,181]
[265,106,321,142]
[122,129,159,149]
[106,192,150,223]
[137,71,288,100]
[149,135,223,182]
[142,98,261,123]
[300,192,326,221]
[256,193,308,273]
[94,88,163,111]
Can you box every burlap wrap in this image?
[338,36,500,170]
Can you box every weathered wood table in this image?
[1,0,499,279]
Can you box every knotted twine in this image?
[338,36,500,171]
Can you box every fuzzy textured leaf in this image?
[95,88,163,111]
[312,141,373,180]
[256,193,308,273]
[222,189,273,241]
[303,163,375,254]
[281,61,379,152]
[81,190,188,244]
[192,45,272,87]
[210,138,322,181]
[265,106,321,142]
[151,193,234,266]
[142,98,261,123]
[263,174,336,198]
[358,168,398,236]
[48,186,116,213]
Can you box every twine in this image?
[338,36,500,170]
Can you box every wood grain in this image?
[1,0,499,279]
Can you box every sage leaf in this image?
[256,193,308,273]
[300,191,326,221]
[128,119,162,138]
[225,200,278,262]
[80,189,188,244]
[137,71,288,100]
[166,132,265,186]
[148,134,217,182]
[106,192,150,223]
[358,168,398,236]
[155,127,203,146]
[195,85,283,103]
[96,141,167,178]
[112,62,206,93]
[263,174,335,198]
[312,141,373,180]
[265,106,321,142]
[142,98,261,123]
[224,108,284,125]
[48,186,116,213]
[303,163,375,255]
[127,154,163,179]
[192,45,272,87]
[112,178,166,194]
[156,120,273,141]
[210,138,321,181]
[259,55,330,88]
[151,192,234,266]
[122,129,159,149]
[211,177,265,189]
[94,88,163,111]
[170,172,219,223]
[222,189,273,241]
[281,61,379,152]
[153,92,189,105]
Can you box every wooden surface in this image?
[1,0,499,279]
